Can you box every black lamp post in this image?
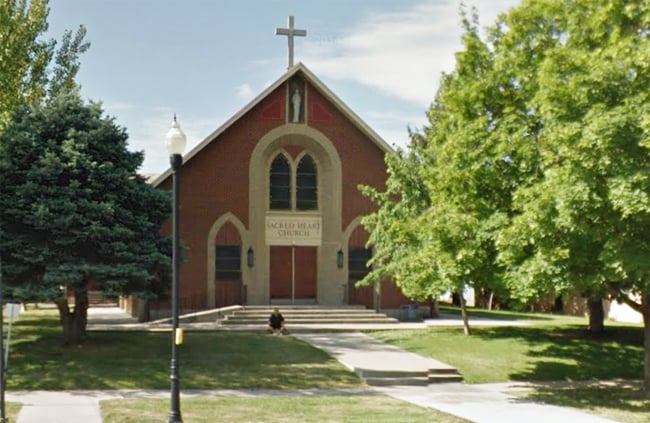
[165,115,186,423]
[0,250,5,423]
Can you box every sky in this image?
[46,0,522,175]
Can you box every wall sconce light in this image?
[247,246,254,268]
[336,249,344,269]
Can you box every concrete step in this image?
[364,376,430,386]
[428,373,464,383]
[221,306,398,326]
[294,332,464,389]
[355,368,462,386]
[242,305,368,310]
[222,317,398,325]
[229,311,386,317]
[226,314,391,321]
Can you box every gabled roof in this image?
[151,62,394,187]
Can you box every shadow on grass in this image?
[474,325,643,381]
[7,322,361,390]
[520,380,650,419]
[439,305,565,321]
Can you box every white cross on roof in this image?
[275,16,307,68]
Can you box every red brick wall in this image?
[307,87,388,230]
[158,86,288,303]
[158,75,392,307]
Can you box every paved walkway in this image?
[6,307,623,422]
[297,332,620,423]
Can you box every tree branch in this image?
[606,283,642,314]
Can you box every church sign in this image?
[265,215,322,246]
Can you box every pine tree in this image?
[0,92,171,345]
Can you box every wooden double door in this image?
[269,246,317,301]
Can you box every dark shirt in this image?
[269,313,284,329]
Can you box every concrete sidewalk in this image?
[7,389,372,423]
[376,383,620,423]
[9,391,112,423]
[6,381,623,423]
[295,332,620,423]
[7,307,623,422]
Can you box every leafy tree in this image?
[364,0,650,391]
[0,92,171,345]
[361,10,527,334]
[0,0,89,128]
[492,0,650,390]
[360,145,436,307]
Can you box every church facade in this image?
[150,63,409,315]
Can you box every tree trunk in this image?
[587,296,605,334]
[488,291,494,311]
[56,285,89,346]
[642,293,650,395]
[459,292,471,336]
[428,297,439,318]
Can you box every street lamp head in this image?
[165,114,187,157]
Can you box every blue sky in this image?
[46,0,521,174]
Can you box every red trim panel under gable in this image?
[261,98,284,121]
[309,100,333,123]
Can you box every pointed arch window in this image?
[296,155,318,210]
[269,155,291,210]
[268,152,319,211]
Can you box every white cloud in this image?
[116,107,222,175]
[100,100,135,112]
[301,0,520,106]
[236,83,253,99]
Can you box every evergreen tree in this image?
[0,92,171,345]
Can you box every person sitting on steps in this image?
[267,307,287,335]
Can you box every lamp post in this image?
[165,115,186,423]
[0,250,5,423]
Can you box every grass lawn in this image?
[7,307,361,390]
[369,315,643,384]
[514,381,650,423]
[6,403,20,421]
[370,308,648,422]
[100,395,470,423]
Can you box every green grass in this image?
[7,307,361,390]
[8,305,650,422]
[6,403,20,421]
[100,395,470,423]
[513,381,650,423]
[369,323,643,384]
[370,311,646,423]
[440,304,587,323]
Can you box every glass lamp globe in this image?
[165,116,187,156]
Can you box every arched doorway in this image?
[214,221,243,307]
[268,151,319,303]
[347,226,374,308]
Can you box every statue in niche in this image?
[291,87,302,123]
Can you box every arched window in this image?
[269,154,291,209]
[296,155,318,210]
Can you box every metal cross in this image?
[275,16,307,68]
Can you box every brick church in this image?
[145,19,409,317]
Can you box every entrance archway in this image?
[214,221,243,307]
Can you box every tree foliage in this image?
[362,0,650,389]
[0,0,89,127]
[0,92,171,344]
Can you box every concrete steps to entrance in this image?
[354,363,463,386]
[220,305,398,326]
[295,333,464,387]
[357,368,463,386]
